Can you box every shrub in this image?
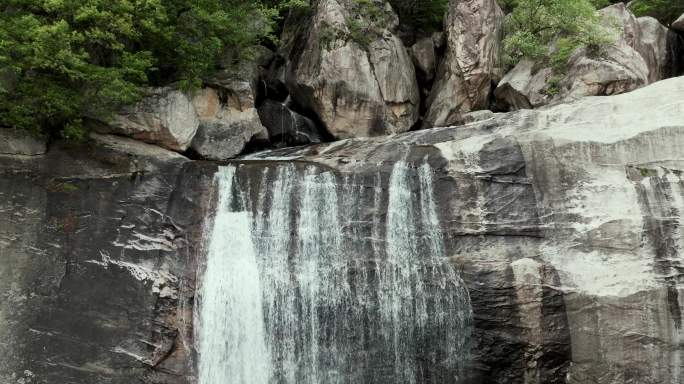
[629,0,684,25]
[502,0,616,68]
[0,0,282,139]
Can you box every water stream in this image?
[196,161,472,384]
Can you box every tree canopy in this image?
[501,0,616,68]
[0,0,287,139]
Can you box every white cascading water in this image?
[196,167,271,384]
[196,161,472,384]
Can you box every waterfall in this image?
[196,161,472,384]
[196,167,271,384]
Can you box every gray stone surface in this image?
[672,13,684,32]
[0,135,202,384]
[0,128,46,156]
[102,87,200,152]
[423,0,504,128]
[243,76,684,384]
[3,76,684,384]
[410,37,438,82]
[280,0,419,139]
[257,100,323,146]
[189,88,267,160]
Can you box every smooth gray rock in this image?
[637,16,673,82]
[0,128,46,156]
[189,88,267,160]
[281,0,419,139]
[410,37,438,82]
[423,0,504,128]
[103,87,200,152]
[0,134,198,384]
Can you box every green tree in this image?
[501,0,615,68]
[0,0,281,139]
[630,0,684,25]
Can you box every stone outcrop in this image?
[423,0,504,128]
[257,100,323,146]
[637,16,683,82]
[495,3,673,110]
[102,87,200,152]
[0,128,46,156]
[410,36,438,83]
[190,88,267,160]
[280,0,420,139]
[3,61,684,384]
[672,13,684,32]
[0,133,202,384]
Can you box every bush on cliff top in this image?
[0,0,289,139]
[502,0,616,68]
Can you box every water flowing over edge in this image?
[196,161,473,384]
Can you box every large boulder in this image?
[423,0,504,128]
[636,16,684,82]
[0,128,46,156]
[189,88,267,160]
[102,87,199,152]
[280,0,420,139]
[494,3,672,110]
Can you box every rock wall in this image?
[0,134,212,384]
[2,75,684,383]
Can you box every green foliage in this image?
[502,0,616,68]
[388,0,449,32]
[319,0,391,49]
[629,0,684,25]
[0,0,282,138]
[346,17,374,49]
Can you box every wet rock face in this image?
[423,0,504,128]
[2,77,684,384]
[257,100,324,146]
[243,76,684,384]
[280,0,419,139]
[0,136,209,384]
[495,3,676,111]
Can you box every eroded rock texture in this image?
[0,134,212,384]
[424,0,504,128]
[240,76,684,384]
[495,3,679,111]
[280,0,420,139]
[2,76,684,384]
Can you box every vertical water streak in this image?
[197,161,472,384]
[197,166,271,384]
[252,165,299,383]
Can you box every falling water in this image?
[196,161,472,384]
[196,167,271,384]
